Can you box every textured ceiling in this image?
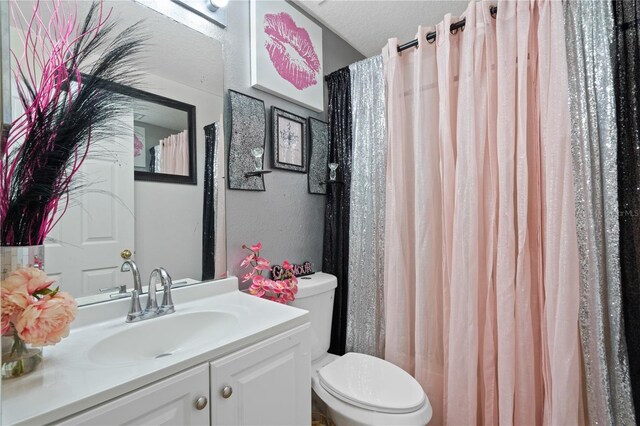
[294,0,468,57]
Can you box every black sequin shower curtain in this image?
[613,0,640,417]
[323,67,352,355]
[202,123,217,281]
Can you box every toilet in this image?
[290,272,432,425]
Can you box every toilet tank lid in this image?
[295,272,337,298]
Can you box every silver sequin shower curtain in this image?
[346,56,387,357]
[564,1,636,423]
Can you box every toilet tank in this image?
[290,272,337,361]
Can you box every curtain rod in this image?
[397,5,498,52]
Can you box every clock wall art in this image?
[250,0,324,112]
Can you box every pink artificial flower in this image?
[15,291,77,346]
[280,281,294,300]
[270,281,285,294]
[252,275,265,286]
[250,242,263,252]
[240,252,256,268]
[249,284,265,298]
[262,279,276,292]
[2,267,54,294]
[282,260,293,271]
[241,271,255,283]
[255,257,272,271]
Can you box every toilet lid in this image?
[318,353,426,414]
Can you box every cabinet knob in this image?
[221,386,233,399]
[195,396,208,410]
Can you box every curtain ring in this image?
[450,27,458,35]
[427,36,436,44]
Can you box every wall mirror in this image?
[6,0,226,305]
[131,90,197,184]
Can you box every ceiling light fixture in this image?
[208,0,229,11]
[171,0,227,28]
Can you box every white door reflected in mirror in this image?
[45,112,135,297]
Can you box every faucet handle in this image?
[100,284,127,293]
[100,285,129,299]
[126,290,143,323]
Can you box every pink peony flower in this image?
[15,292,77,346]
[250,242,263,252]
[2,267,54,294]
[1,287,33,334]
[1,315,11,335]
[282,260,293,271]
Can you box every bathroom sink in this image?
[88,311,238,365]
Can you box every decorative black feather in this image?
[1,1,147,245]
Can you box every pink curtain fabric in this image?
[382,1,582,424]
[159,130,189,175]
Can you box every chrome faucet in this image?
[150,267,175,316]
[121,260,143,322]
[122,261,175,323]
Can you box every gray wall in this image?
[137,0,364,282]
[222,1,364,281]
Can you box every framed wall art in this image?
[250,0,324,112]
[308,117,328,194]
[272,106,307,173]
[228,90,267,191]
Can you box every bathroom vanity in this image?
[1,278,312,425]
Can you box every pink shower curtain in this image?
[160,130,189,175]
[382,1,582,424]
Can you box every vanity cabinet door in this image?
[210,324,311,426]
[55,364,210,426]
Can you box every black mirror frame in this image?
[92,78,198,185]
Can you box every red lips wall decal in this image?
[263,12,321,91]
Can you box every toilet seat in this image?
[318,353,426,414]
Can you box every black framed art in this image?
[271,106,308,173]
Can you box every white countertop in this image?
[1,277,310,425]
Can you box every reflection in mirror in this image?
[7,0,226,304]
[130,91,197,184]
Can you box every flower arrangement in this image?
[241,242,298,304]
[1,0,145,246]
[1,267,77,364]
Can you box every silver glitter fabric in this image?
[564,1,636,424]
[308,118,328,195]
[228,90,266,191]
[345,55,387,357]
